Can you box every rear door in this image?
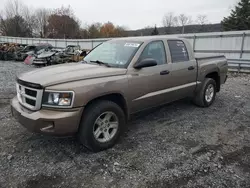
[128,40,173,113]
[167,40,197,99]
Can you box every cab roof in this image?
[110,35,183,43]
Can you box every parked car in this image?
[32,46,88,66]
[51,45,84,63]
[11,36,228,152]
[15,43,52,61]
[30,47,64,66]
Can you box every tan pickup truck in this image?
[11,36,228,152]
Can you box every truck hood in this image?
[18,63,127,87]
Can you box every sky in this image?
[3,0,238,30]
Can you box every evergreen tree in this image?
[222,0,250,31]
[151,25,159,35]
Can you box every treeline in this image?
[0,0,127,39]
[129,24,222,36]
[151,0,250,36]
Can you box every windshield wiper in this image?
[90,60,111,67]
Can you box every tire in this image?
[193,78,216,107]
[78,100,126,152]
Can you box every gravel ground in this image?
[0,61,250,188]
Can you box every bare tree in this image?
[22,6,37,36]
[0,11,6,35]
[196,14,208,32]
[34,8,50,38]
[162,12,178,34]
[4,0,23,18]
[178,14,192,34]
[0,0,33,37]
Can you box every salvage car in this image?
[0,43,26,60]
[31,47,64,66]
[11,36,228,152]
[15,43,52,61]
[52,45,83,63]
[32,46,88,66]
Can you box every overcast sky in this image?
[3,0,237,30]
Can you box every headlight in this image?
[42,91,74,108]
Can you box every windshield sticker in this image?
[124,43,140,48]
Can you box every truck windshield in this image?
[84,41,142,68]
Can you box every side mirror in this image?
[134,58,157,69]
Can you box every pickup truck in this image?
[11,36,228,152]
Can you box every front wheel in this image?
[78,100,126,152]
[193,78,216,107]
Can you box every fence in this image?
[227,59,250,73]
[1,30,250,72]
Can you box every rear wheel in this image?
[78,100,125,152]
[193,78,216,107]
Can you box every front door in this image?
[128,40,172,113]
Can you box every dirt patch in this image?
[19,175,63,188]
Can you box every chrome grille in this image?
[16,83,43,110]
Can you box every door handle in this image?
[188,66,195,70]
[160,70,170,75]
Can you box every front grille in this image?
[25,88,37,97]
[16,83,43,110]
[26,98,36,106]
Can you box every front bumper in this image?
[11,97,83,136]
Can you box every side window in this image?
[168,40,189,63]
[139,41,166,65]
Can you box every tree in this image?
[0,15,32,37]
[4,0,22,18]
[162,12,178,34]
[222,0,250,31]
[87,23,102,38]
[100,22,116,37]
[0,0,33,37]
[47,6,80,38]
[114,26,127,37]
[22,6,37,36]
[178,14,192,34]
[99,22,127,38]
[34,8,50,38]
[196,14,208,32]
[151,25,159,35]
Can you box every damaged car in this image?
[31,47,64,66]
[15,43,52,61]
[32,45,89,66]
[0,43,26,61]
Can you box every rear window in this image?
[168,40,189,62]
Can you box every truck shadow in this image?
[18,98,195,155]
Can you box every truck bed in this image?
[195,55,228,86]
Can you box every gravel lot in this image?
[0,61,250,188]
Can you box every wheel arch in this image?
[84,93,129,121]
[205,72,220,92]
